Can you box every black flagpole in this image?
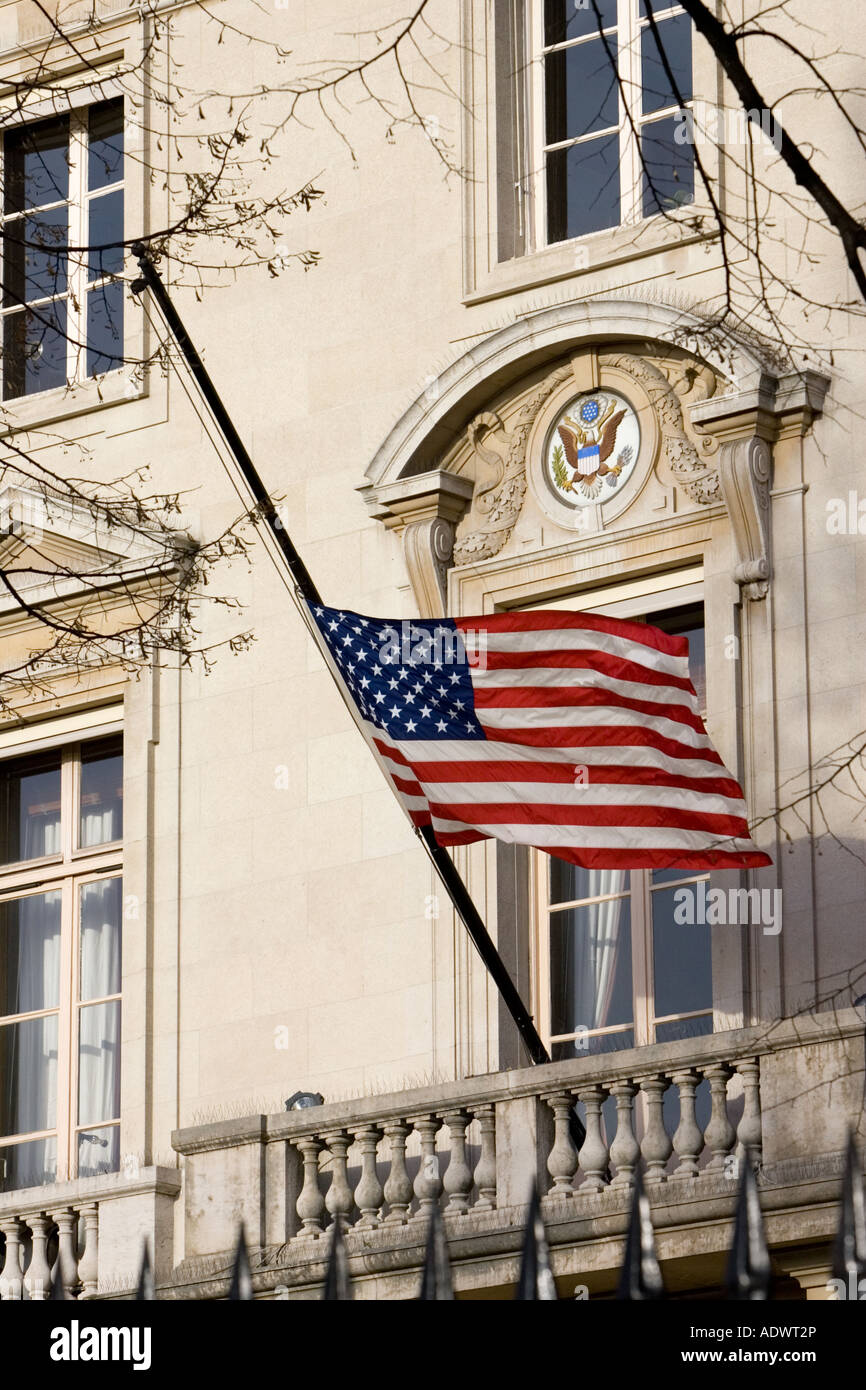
[130,244,552,1068]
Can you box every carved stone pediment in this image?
[362,316,829,613]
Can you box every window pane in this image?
[651,884,712,1016]
[0,1135,57,1192]
[3,115,69,213]
[86,279,124,376]
[641,12,692,114]
[88,189,124,279]
[642,113,694,215]
[2,300,68,400]
[547,133,621,241]
[88,100,124,191]
[655,1014,712,1044]
[78,1123,119,1179]
[0,891,62,1015]
[645,607,705,709]
[550,890,632,1035]
[544,0,618,47]
[2,207,69,306]
[0,753,61,863]
[553,1027,634,1061]
[0,1014,58,1134]
[80,877,122,1001]
[652,866,707,887]
[550,858,626,905]
[545,38,619,143]
[79,737,123,845]
[78,1000,121,1126]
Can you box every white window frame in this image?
[527,0,695,252]
[0,735,123,1190]
[459,0,718,304]
[0,100,125,402]
[528,576,712,1056]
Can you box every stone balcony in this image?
[0,1011,860,1300]
[164,1010,865,1301]
[0,1167,180,1300]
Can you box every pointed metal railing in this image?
[617,1164,664,1300]
[516,1186,558,1300]
[725,1151,771,1300]
[323,1217,352,1301]
[228,1226,254,1301]
[832,1130,866,1296]
[419,1205,454,1300]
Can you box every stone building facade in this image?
[0,0,863,1299]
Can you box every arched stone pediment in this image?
[359,298,829,615]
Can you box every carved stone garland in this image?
[452,365,574,563]
[600,352,723,506]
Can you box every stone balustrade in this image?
[281,1055,760,1237]
[175,1008,864,1277]
[0,1167,180,1300]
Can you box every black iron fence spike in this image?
[228,1224,254,1301]
[616,1163,664,1300]
[323,1216,352,1301]
[419,1204,454,1300]
[725,1150,771,1300]
[136,1242,155,1301]
[516,1184,557,1300]
[832,1130,866,1293]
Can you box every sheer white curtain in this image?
[21,772,61,858]
[569,869,627,1033]
[5,891,61,1190]
[78,878,121,1174]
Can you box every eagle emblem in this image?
[548,394,637,501]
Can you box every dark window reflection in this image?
[547,132,621,241]
[641,13,692,115]
[641,113,695,215]
[545,38,619,144]
[545,0,617,46]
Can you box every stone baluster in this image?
[77,1205,99,1299]
[671,1069,704,1179]
[576,1086,609,1192]
[544,1091,579,1198]
[53,1207,80,1297]
[0,1219,23,1300]
[322,1130,355,1229]
[294,1137,325,1238]
[609,1081,640,1189]
[735,1057,762,1164]
[25,1214,52,1300]
[640,1075,673,1183]
[383,1122,414,1224]
[442,1110,473,1214]
[352,1126,384,1229]
[472,1104,497,1211]
[412,1115,443,1216]
[703,1064,735,1173]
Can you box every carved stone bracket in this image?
[688,369,829,601]
[359,470,474,618]
[717,436,772,600]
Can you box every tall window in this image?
[1,99,124,400]
[536,605,711,1058]
[0,736,122,1192]
[532,0,694,245]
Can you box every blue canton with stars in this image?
[310,605,486,742]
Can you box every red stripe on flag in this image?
[455,609,688,657]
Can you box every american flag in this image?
[309,603,771,871]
